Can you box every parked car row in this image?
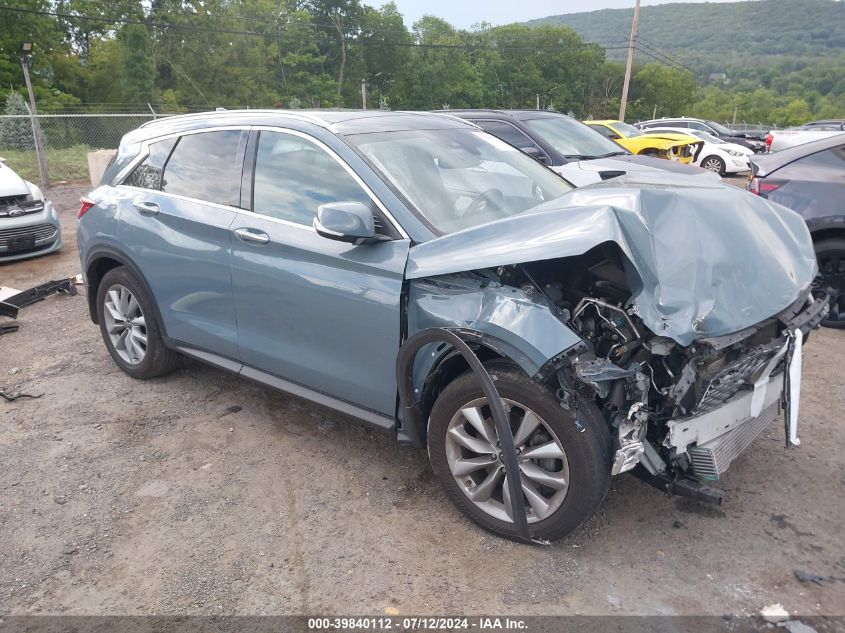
[636,116,767,153]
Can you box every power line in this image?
[0,5,625,52]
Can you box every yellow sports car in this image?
[583,120,703,164]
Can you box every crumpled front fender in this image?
[407,274,582,381]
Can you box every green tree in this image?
[119,24,155,105]
[0,91,34,150]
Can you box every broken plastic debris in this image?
[760,604,790,623]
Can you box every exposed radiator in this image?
[689,400,780,480]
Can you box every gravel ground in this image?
[1,184,843,617]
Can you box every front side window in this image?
[588,124,615,139]
[252,131,373,226]
[123,137,177,190]
[476,120,539,151]
[611,121,643,137]
[347,128,572,234]
[161,130,242,206]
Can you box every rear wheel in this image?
[701,155,726,175]
[96,267,179,377]
[815,238,845,329]
[427,364,611,541]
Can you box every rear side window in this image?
[161,131,242,206]
[252,131,373,226]
[122,138,177,190]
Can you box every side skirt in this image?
[170,341,397,431]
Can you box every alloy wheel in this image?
[444,397,570,524]
[702,157,723,172]
[103,284,148,364]
[818,250,845,326]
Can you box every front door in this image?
[230,129,410,415]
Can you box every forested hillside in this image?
[529,0,845,61]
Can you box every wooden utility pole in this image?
[618,0,641,122]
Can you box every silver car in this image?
[0,160,62,262]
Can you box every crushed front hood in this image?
[406,178,817,346]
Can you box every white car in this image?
[0,159,62,262]
[642,127,751,175]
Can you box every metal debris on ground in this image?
[0,277,81,333]
[0,389,44,402]
[793,569,824,585]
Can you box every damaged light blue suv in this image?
[78,110,827,542]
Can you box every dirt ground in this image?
[1,184,844,617]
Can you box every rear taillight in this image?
[765,133,773,152]
[78,197,95,219]
[747,177,785,197]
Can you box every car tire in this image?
[815,238,845,329]
[427,362,612,542]
[701,155,726,175]
[96,266,179,378]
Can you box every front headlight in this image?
[27,181,46,202]
[727,149,743,156]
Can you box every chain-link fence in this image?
[0,113,160,187]
[721,122,779,134]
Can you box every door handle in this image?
[133,201,160,216]
[234,228,270,245]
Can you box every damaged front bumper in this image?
[603,290,828,482]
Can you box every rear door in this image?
[230,128,410,415]
[118,128,246,359]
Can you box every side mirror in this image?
[314,201,378,245]
[608,133,621,140]
[521,146,550,165]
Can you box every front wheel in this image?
[815,238,845,328]
[427,364,611,541]
[700,155,726,175]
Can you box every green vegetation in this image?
[1,146,91,183]
[0,0,842,129]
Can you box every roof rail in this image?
[399,110,479,128]
[138,109,333,131]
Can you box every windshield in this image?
[612,121,643,137]
[347,128,573,234]
[652,128,720,144]
[706,120,735,136]
[522,116,627,158]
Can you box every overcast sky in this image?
[377,0,749,29]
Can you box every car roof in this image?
[133,109,473,140]
[752,132,845,175]
[442,109,575,122]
